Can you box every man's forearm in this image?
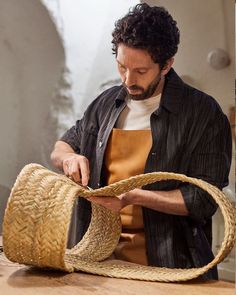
[50,141,90,185]
[124,188,189,216]
[50,141,76,170]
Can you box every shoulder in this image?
[81,85,125,124]
[164,69,225,120]
[91,85,124,106]
[182,83,225,120]
[83,85,123,114]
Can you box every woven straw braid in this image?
[3,163,236,282]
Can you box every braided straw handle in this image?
[3,163,236,282]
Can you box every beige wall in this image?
[0,0,65,187]
[0,0,65,231]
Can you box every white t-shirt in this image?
[115,94,161,130]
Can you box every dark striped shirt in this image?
[61,68,232,280]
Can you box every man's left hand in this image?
[87,193,128,213]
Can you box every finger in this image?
[70,160,82,183]
[62,160,70,176]
[87,196,100,206]
[87,196,113,207]
[79,157,90,186]
[87,196,103,205]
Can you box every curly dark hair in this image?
[112,3,180,69]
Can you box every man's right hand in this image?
[51,141,90,186]
[62,154,90,186]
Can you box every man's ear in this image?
[161,57,174,76]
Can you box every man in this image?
[51,4,232,280]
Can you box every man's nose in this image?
[124,71,136,87]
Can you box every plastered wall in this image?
[0,0,65,231]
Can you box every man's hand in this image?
[87,188,189,216]
[51,141,90,186]
[63,154,90,186]
[87,193,129,213]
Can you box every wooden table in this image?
[0,238,234,295]
[1,259,234,295]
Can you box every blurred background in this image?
[0,0,235,281]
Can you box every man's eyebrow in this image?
[116,60,149,70]
[116,60,125,66]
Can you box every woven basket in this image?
[3,163,236,282]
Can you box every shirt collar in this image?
[158,68,185,114]
[115,87,127,107]
[115,68,185,113]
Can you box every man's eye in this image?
[137,70,147,75]
[119,65,126,72]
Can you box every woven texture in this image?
[3,163,236,282]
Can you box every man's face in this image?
[116,43,162,100]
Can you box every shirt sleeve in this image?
[60,120,82,154]
[58,86,122,154]
[179,113,232,224]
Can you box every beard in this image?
[123,73,162,101]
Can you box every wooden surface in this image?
[1,258,235,295]
[0,237,235,295]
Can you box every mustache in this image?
[123,83,144,92]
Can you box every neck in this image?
[151,76,165,98]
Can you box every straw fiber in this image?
[3,163,236,282]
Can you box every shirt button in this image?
[97,183,100,188]
[98,141,103,148]
[151,152,156,156]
